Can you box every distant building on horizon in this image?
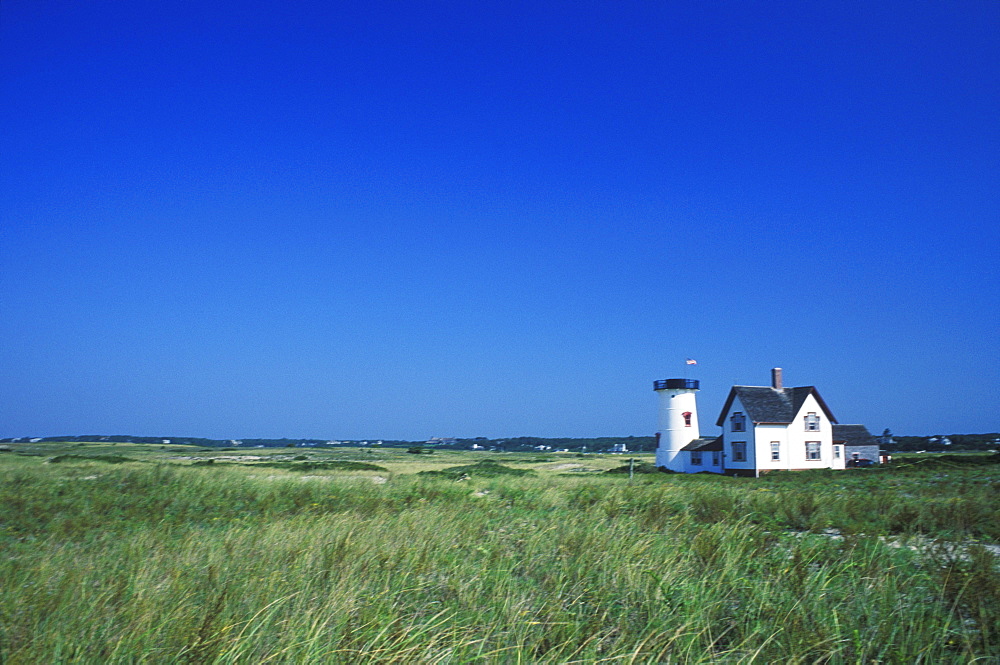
[426,437,458,446]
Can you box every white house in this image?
[655,368,879,477]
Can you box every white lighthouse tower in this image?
[654,378,700,471]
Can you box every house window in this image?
[732,441,746,462]
[690,451,702,465]
[730,412,746,432]
[711,451,720,466]
[683,411,692,427]
[770,442,780,461]
[805,441,821,460]
[804,412,820,431]
[833,445,841,459]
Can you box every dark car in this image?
[846,458,875,468]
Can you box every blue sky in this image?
[2,1,997,440]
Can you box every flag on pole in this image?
[685,358,697,365]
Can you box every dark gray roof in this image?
[716,386,837,426]
[680,436,723,452]
[832,424,877,447]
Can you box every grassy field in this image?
[1,443,997,663]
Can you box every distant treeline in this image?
[0,434,657,452]
[884,433,1000,451]
[0,435,407,448]
[455,436,658,452]
[2,433,997,452]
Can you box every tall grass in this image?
[0,451,997,662]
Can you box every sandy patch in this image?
[550,463,601,472]
[879,536,1000,558]
[259,474,388,484]
[170,455,272,462]
[792,529,1000,560]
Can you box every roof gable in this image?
[716,386,837,426]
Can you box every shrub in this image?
[419,460,534,479]
[46,454,131,464]
[605,462,659,474]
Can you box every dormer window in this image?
[683,411,692,427]
[730,412,746,432]
[804,412,820,431]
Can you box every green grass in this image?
[0,444,997,662]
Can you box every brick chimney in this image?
[771,367,783,390]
